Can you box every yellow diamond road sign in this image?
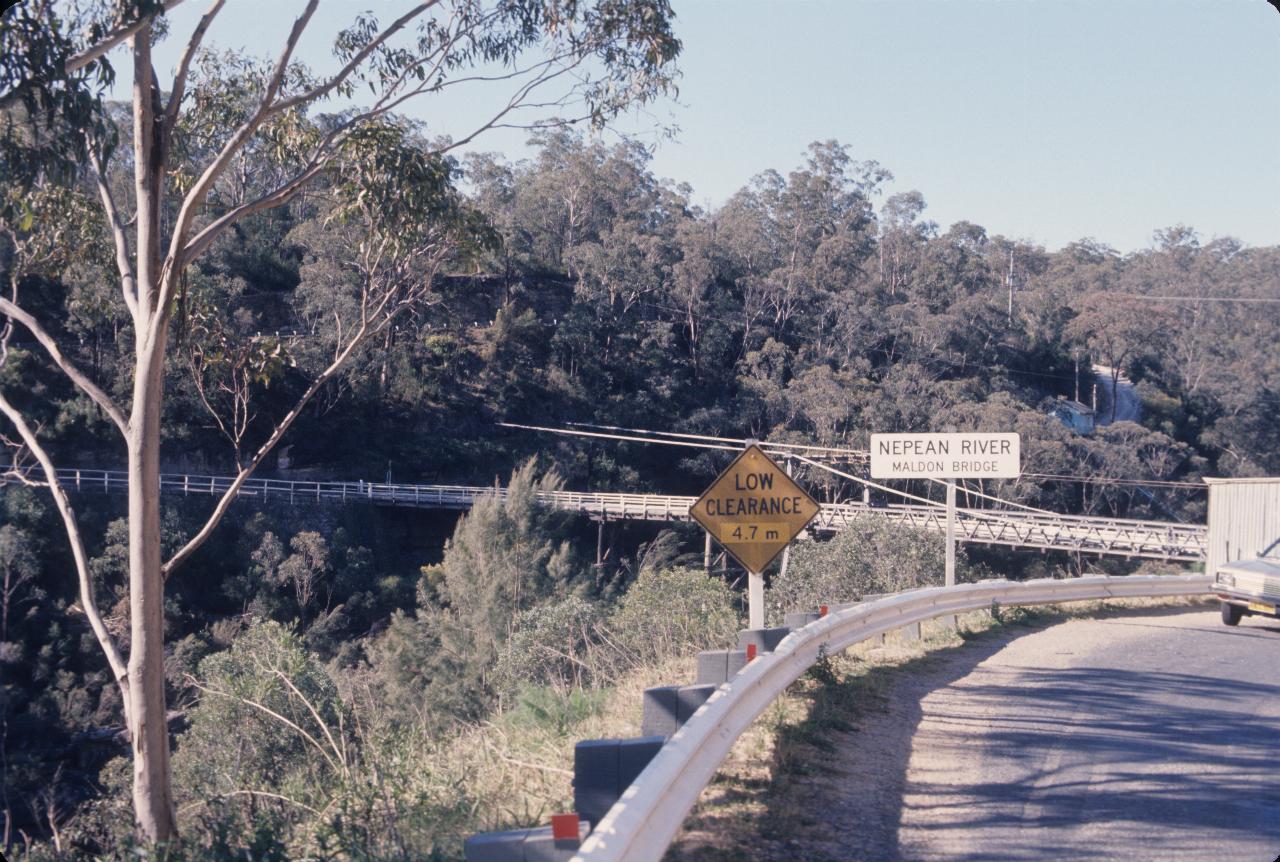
[689,445,821,574]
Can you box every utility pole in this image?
[1006,250,1015,326]
[1073,349,1081,403]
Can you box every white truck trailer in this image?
[1206,477,1280,626]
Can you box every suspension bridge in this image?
[20,468,1207,562]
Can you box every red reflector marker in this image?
[551,813,580,841]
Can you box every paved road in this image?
[1093,364,1140,425]
[778,607,1280,861]
[895,609,1280,861]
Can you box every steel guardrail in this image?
[572,573,1212,862]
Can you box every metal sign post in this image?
[747,573,765,629]
[690,445,820,630]
[945,479,957,587]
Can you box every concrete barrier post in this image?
[784,611,821,629]
[640,686,680,738]
[676,684,717,724]
[573,737,667,828]
[736,626,791,654]
[573,739,620,827]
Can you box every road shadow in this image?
[758,605,1280,862]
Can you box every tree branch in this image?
[162,319,375,578]
[268,669,347,774]
[165,1,453,289]
[166,231,452,579]
[0,297,129,435]
[178,789,321,818]
[159,0,320,298]
[181,158,328,263]
[64,0,188,76]
[86,143,140,323]
[258,0,320,110]
[272,2,440,114]
[188,679,339,773]
[182,50,573,265]
[0,389,130,705]
[162,0,226,135]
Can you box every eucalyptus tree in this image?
[1067,292,1169,422]
[717,141,887,360]
[0,0,678,841]
[0,524,39,642]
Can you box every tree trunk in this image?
[126,333,175,842]
[126,28,175,836]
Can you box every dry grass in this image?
[383,594,1207,860]
[422,655,698,847]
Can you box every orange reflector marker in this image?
[819,604,829,617]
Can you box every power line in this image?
[497,421,742,453]
[564,421,868,458]
[504,421,1207,505]
[1022,472,1204,490]
[1097,293,1280,305]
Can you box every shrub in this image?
[605,566,740,667]
[173,620,346,850]
[492,595,606,694]
[371,458,584,724]
[769,520,965,622]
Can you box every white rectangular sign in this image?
[870,433,1021,479]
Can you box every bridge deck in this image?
[16,469,1206,562]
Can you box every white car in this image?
[1214,537,1280,626]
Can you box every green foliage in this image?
[5,14,1279,846]
[770,521,960,622]
[173,621,346,852]
[606,565,740,667]
[492,595,605,694]
[0,523,41,639]
[502,685,608,736]
[373,459,582,723]
[278,531,330,623]
[0,0,122,192]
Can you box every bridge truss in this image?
[20,468,1206,562]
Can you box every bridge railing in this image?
[815,500,1206,561]
[573,573,1212,862]
[11,468,1207,561]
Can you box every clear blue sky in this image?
[122,0,1280,253]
